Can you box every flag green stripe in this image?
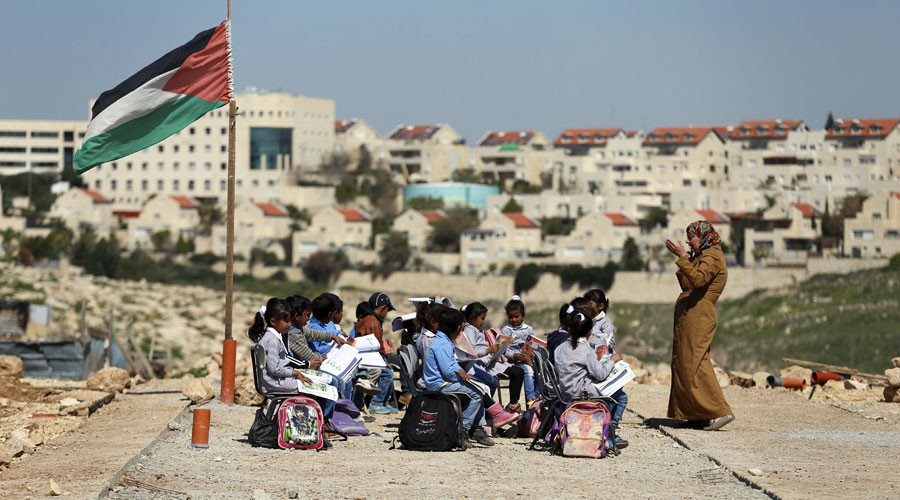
[74,95,225,173]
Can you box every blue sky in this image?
[1,1,897,141]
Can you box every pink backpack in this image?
[556,401,611,458]
[277,396,325,450]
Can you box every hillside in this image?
[601,261,900,374]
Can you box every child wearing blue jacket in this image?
[423,308,495,447]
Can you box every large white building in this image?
[0,120,87,175]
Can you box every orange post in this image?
[811,371,843,385]
[191,408,211,448]
[220,339,237,404]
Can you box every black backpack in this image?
[248,399,281,448]
[397,391,468,451]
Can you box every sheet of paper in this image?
[353,334,381,353]
[296,379,339,401]
[358,350,387,369]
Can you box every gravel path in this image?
[0,378,187,500]
[627,384,900,500]
[105,399,770,500]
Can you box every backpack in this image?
[556,401,611,458]
[517,396,545,438]
[248,399,281,448]
[397,391,467,451]
[329,411,370,436]
[277,396,326,450]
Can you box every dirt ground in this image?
[2,379,898,499]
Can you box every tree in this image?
[620,236,644,271]
[197,200,223,235]
[319,151,351,174]
[541,217,575,238]
[640,207,668,231]
[175,234,195,254]
[60,163,85,188]
[752,245,771,263]
[303,250,348,286]
[335,181,358,204]
[150,230,172,253]
[284,203,311,231]
[367,169,400,218]
[501,197,523,213]
[824,111,835,130]
[511,179,542,194]
[427,207,478,253]
[356,145,372,172]
[406,196,444,210]
[380,231,411,270]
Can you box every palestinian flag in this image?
[75,20,233,174]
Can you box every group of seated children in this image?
[248,288,630,450]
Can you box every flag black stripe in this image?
[90,26,216,120]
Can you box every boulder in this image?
[632,368,649,384]
[647,371,671,386]
[729,371,755,388]
[181,379,214,404]
[892,357,900,369]
[884,386,900,403]
[234,376,264,406]
[59,397,80,409]
[5,428,35,455]
[0,446,12,466]
[885,367,900,387]
[621,354,643,370]
[49,478,62,496]
[0,355,24,378]
[779,365,812,382]
[752,371,770,389]
[843,379,868,391]
[87,367,132,393]
[713,366,730,388]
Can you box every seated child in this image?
[307,294,339,356]
[584,288,629,449]
[422,308,494,446]
[547,297,593,365]
[284,295,348,394]
[413,301,445,391]
[500,296,540,408]
[463,302,527,414]
[553,310,627,450]
[248,297,336,419]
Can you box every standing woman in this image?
[664,221,734,431]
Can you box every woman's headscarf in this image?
[685,220,720,251]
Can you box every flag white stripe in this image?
[83,68,180,142]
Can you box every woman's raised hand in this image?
[665,238,688,258]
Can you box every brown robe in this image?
[667,244,733,420]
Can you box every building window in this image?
[158,145,164,152]
[157,180,164,190]
[221,127,227,135]
[111,180,117,190]
[188,180,195,191]
[205,127,211,135]
[31,162,58,168]
[141,180,148,191]
[174,145,180,153]
[126,180,132,191]
[158,162,164,170]
[220,179,226,190]
[30,147,58,153]
[204,180,211,191]
[0,147,27,153]
[220,145,227,153]
[31,131,59,138]
[189,128,195,135]
[205,144,212,153]
[95,180,102,190]
[189,162,196,170]
[250,127,292,170]
[0,131,27,137]
[173,180,180,190]
[142,162,148,170]
[173,162,179,171]
[189,145,195,153]
[126,162,133,170]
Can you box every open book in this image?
[318,344,360,384]
[295,370,340,401]
[521,335,548,358]
[352,335,387,369]
[465,379,492,397]
[592,360,635,397]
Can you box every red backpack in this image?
[277,396,325,450]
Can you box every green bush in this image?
[514,264,542,295]
[889,253,900,269]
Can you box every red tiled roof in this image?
[792,203,822,218]
[732,120,805,139]
[603,212,638,226]
[624,130,641,138]
[335,120,356,134]
[893,192,900,201]
[170,195,197,209]
[79,188,109,204]
[695,209,731,224]
[112,210,141,218]
[478,131,535,147]
[418,210,447,223]
[389,125,440,141]
[502,213,540,229]
[255,202,287,217]
[643,126,721,146]
[554,128,623,147]
[826,118,900,139]
[336,207,369,222]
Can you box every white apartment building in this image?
[553,128,646,194]
[386,124,466,184]
[460,212,542,275]
[844,192,900,258]
[292,206,372,264]
[545,212,641,266]
[48,187,114,233]
[390,209,447,253]
[725,120,816,190]
[0,120,87,175]
[744,203,822,265]
[334,118,383,161]
[471,130,560,187]
[81,90,335,209]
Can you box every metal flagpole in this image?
[220,0,237,404]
